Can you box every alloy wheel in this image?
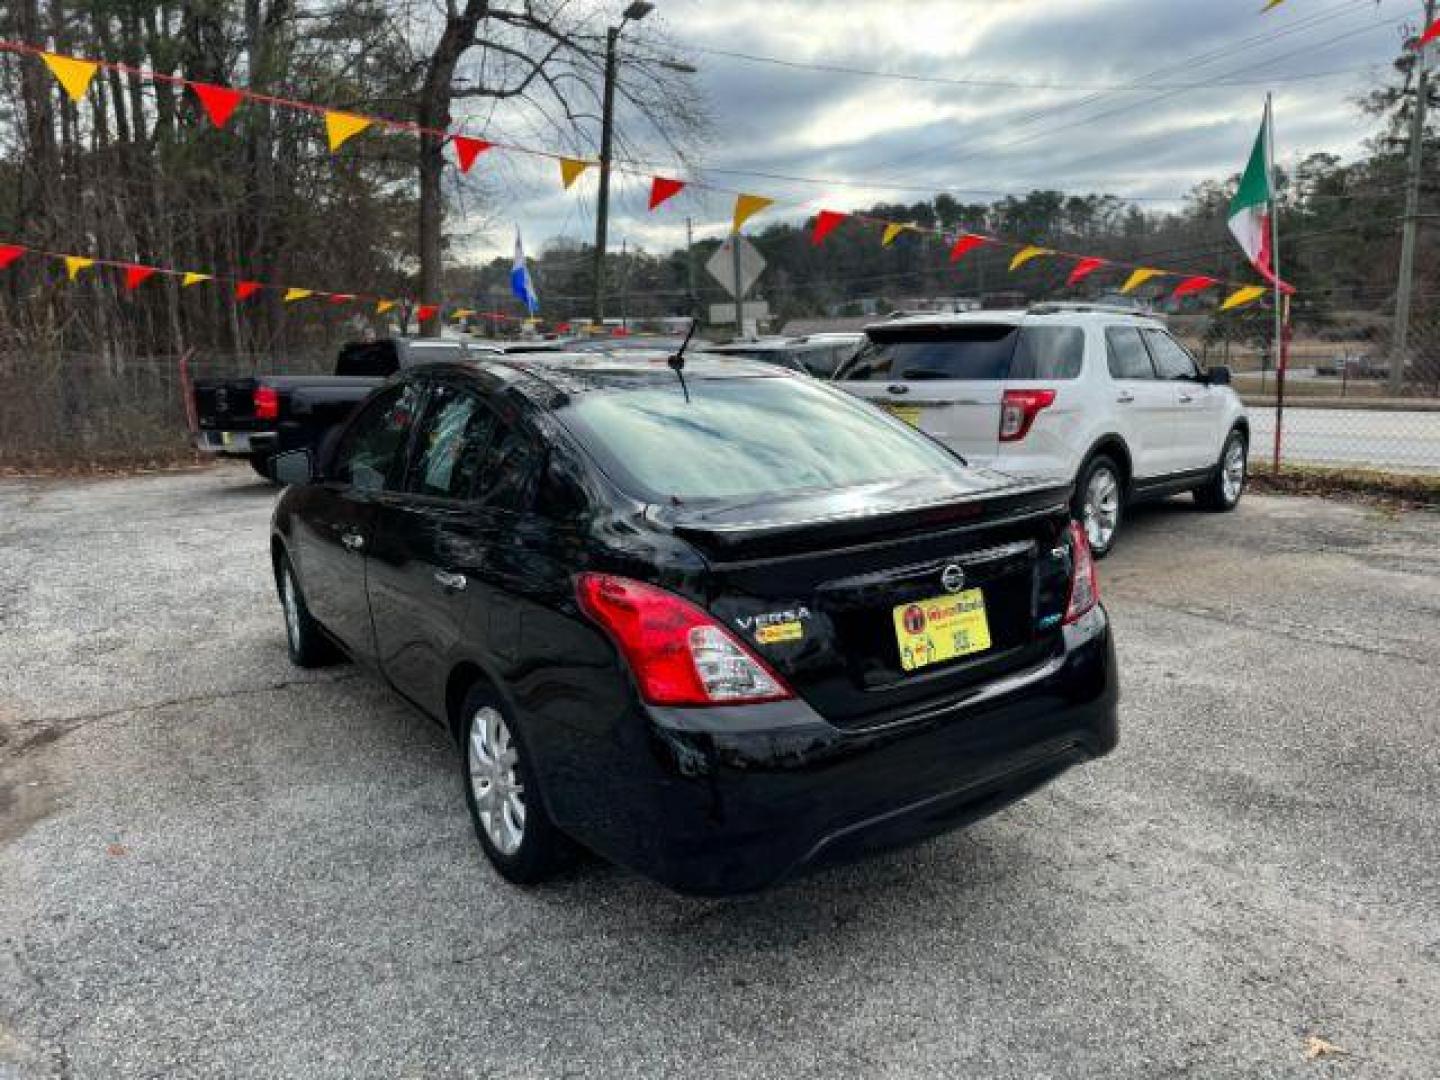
[468,706,527,856]
[1222,439,1246,504]
[282,569,302,651]
[1083,467,1120,551]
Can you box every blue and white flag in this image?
[510,230,540,314]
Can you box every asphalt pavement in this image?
[2,465,1438,1078]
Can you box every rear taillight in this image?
[575,573,794,707]
[999,388,1056,442]
[253,385,280,421]
[1063,520,1100,624]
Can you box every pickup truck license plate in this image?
[893,589,991,672]
[881,403,922,427]
[221,431,235,447]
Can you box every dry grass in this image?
[1249,464,1440,511]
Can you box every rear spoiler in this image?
[653,479,1071,563]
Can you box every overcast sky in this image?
[456,0,1415,262]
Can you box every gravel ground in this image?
[1,464,1437,1079]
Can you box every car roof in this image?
[408,352,789,399]
[868,308,1167,334]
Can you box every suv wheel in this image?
[1073,454,1123,559]
[1195,429,1247,512]
[460,685,569,886]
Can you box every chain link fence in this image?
[3,323,1439,474]
[1184,312,1440,475]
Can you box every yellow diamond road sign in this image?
[706,235,766,299]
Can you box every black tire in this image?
[1072,453,1124,559]
[459,683,569,886]
[276,553,338,668]
[249,453,276,482]
[1195,428,1248,512]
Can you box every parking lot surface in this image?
[2,465,1438,1079]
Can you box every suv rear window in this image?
[556,376,963,503]
[841,325,1082,381]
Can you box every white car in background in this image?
[835,303,1250,556]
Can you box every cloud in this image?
[463,0,1405,261]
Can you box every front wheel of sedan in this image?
[1073,454,1123,559]
[1195,429,1248,512]
[460,686,569,886]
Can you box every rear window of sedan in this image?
[555,375,964,504]
[841,325,1083,381]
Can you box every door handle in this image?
[1178,393,1195,403]
[433,569,468,593]
[340,531,365,552]
[886,384,909,395]
[1115,391,1135,404]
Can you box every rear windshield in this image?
[555,376,964,504]
[840,325,1083,381]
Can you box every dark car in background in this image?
[191,336,562,479]
[268,353,1118,895]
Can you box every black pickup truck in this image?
[192,337,553,479]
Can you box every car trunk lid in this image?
[654,473,1076,729]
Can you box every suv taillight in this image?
[253,385,280,421]
[575,573,794,706]
[1063,520,1100,624]
[999,388,1056,442]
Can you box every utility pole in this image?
[685,217,698,321]
[590,3,654,329]
[1392,0,1435,396]
[732,232,745,335]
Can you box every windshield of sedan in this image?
[555,375,963,504]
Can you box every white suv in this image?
[836,304,1249,556]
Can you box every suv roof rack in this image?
[1028,301,1160,318]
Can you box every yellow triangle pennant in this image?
[450,308,474,319]
[732,193,774,233]
[375,299,396,314]
[559,157,591,189]
[42,53,99,104]
[1009,245,1053,272]
[182,272,212,288]
[63,256,95,281]
[881,222,909,247]
[283,288,313,303]
[1220,285,1267,312]
[1121,267,1163,294]
[324,111,372,151]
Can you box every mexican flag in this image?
[1228,107,1292,293]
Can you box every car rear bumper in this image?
[577,607,1117,896]
[194,430,276,457]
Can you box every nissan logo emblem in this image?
[941,564,966,594]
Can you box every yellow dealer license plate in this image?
[893,589,991,672]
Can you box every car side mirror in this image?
[1205,365,1232,386]
[273,449,316,486]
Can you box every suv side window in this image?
[1106,327,1157,380]
[331,381,425,492]
[407,385,498,500]
[1143,330,1201,380]
[1010,326,1084,379]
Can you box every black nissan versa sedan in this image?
[268,353,1118,895]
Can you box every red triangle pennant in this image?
[811,210,847,246]
[1417,17,1440,48]
[948,234,989,263]
[415,304,439,322]
[327,293,355,305]
[0,245,24,270]
[234,281,262,301]
[1173,275,1219,299]
[123,264,158,291]
[1067,257,1107,287]
[190,81,244,129]
[648,176,685,210]
[454,137,493,174]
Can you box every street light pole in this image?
[1391,0,1435,395]
[591,2,654,330]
